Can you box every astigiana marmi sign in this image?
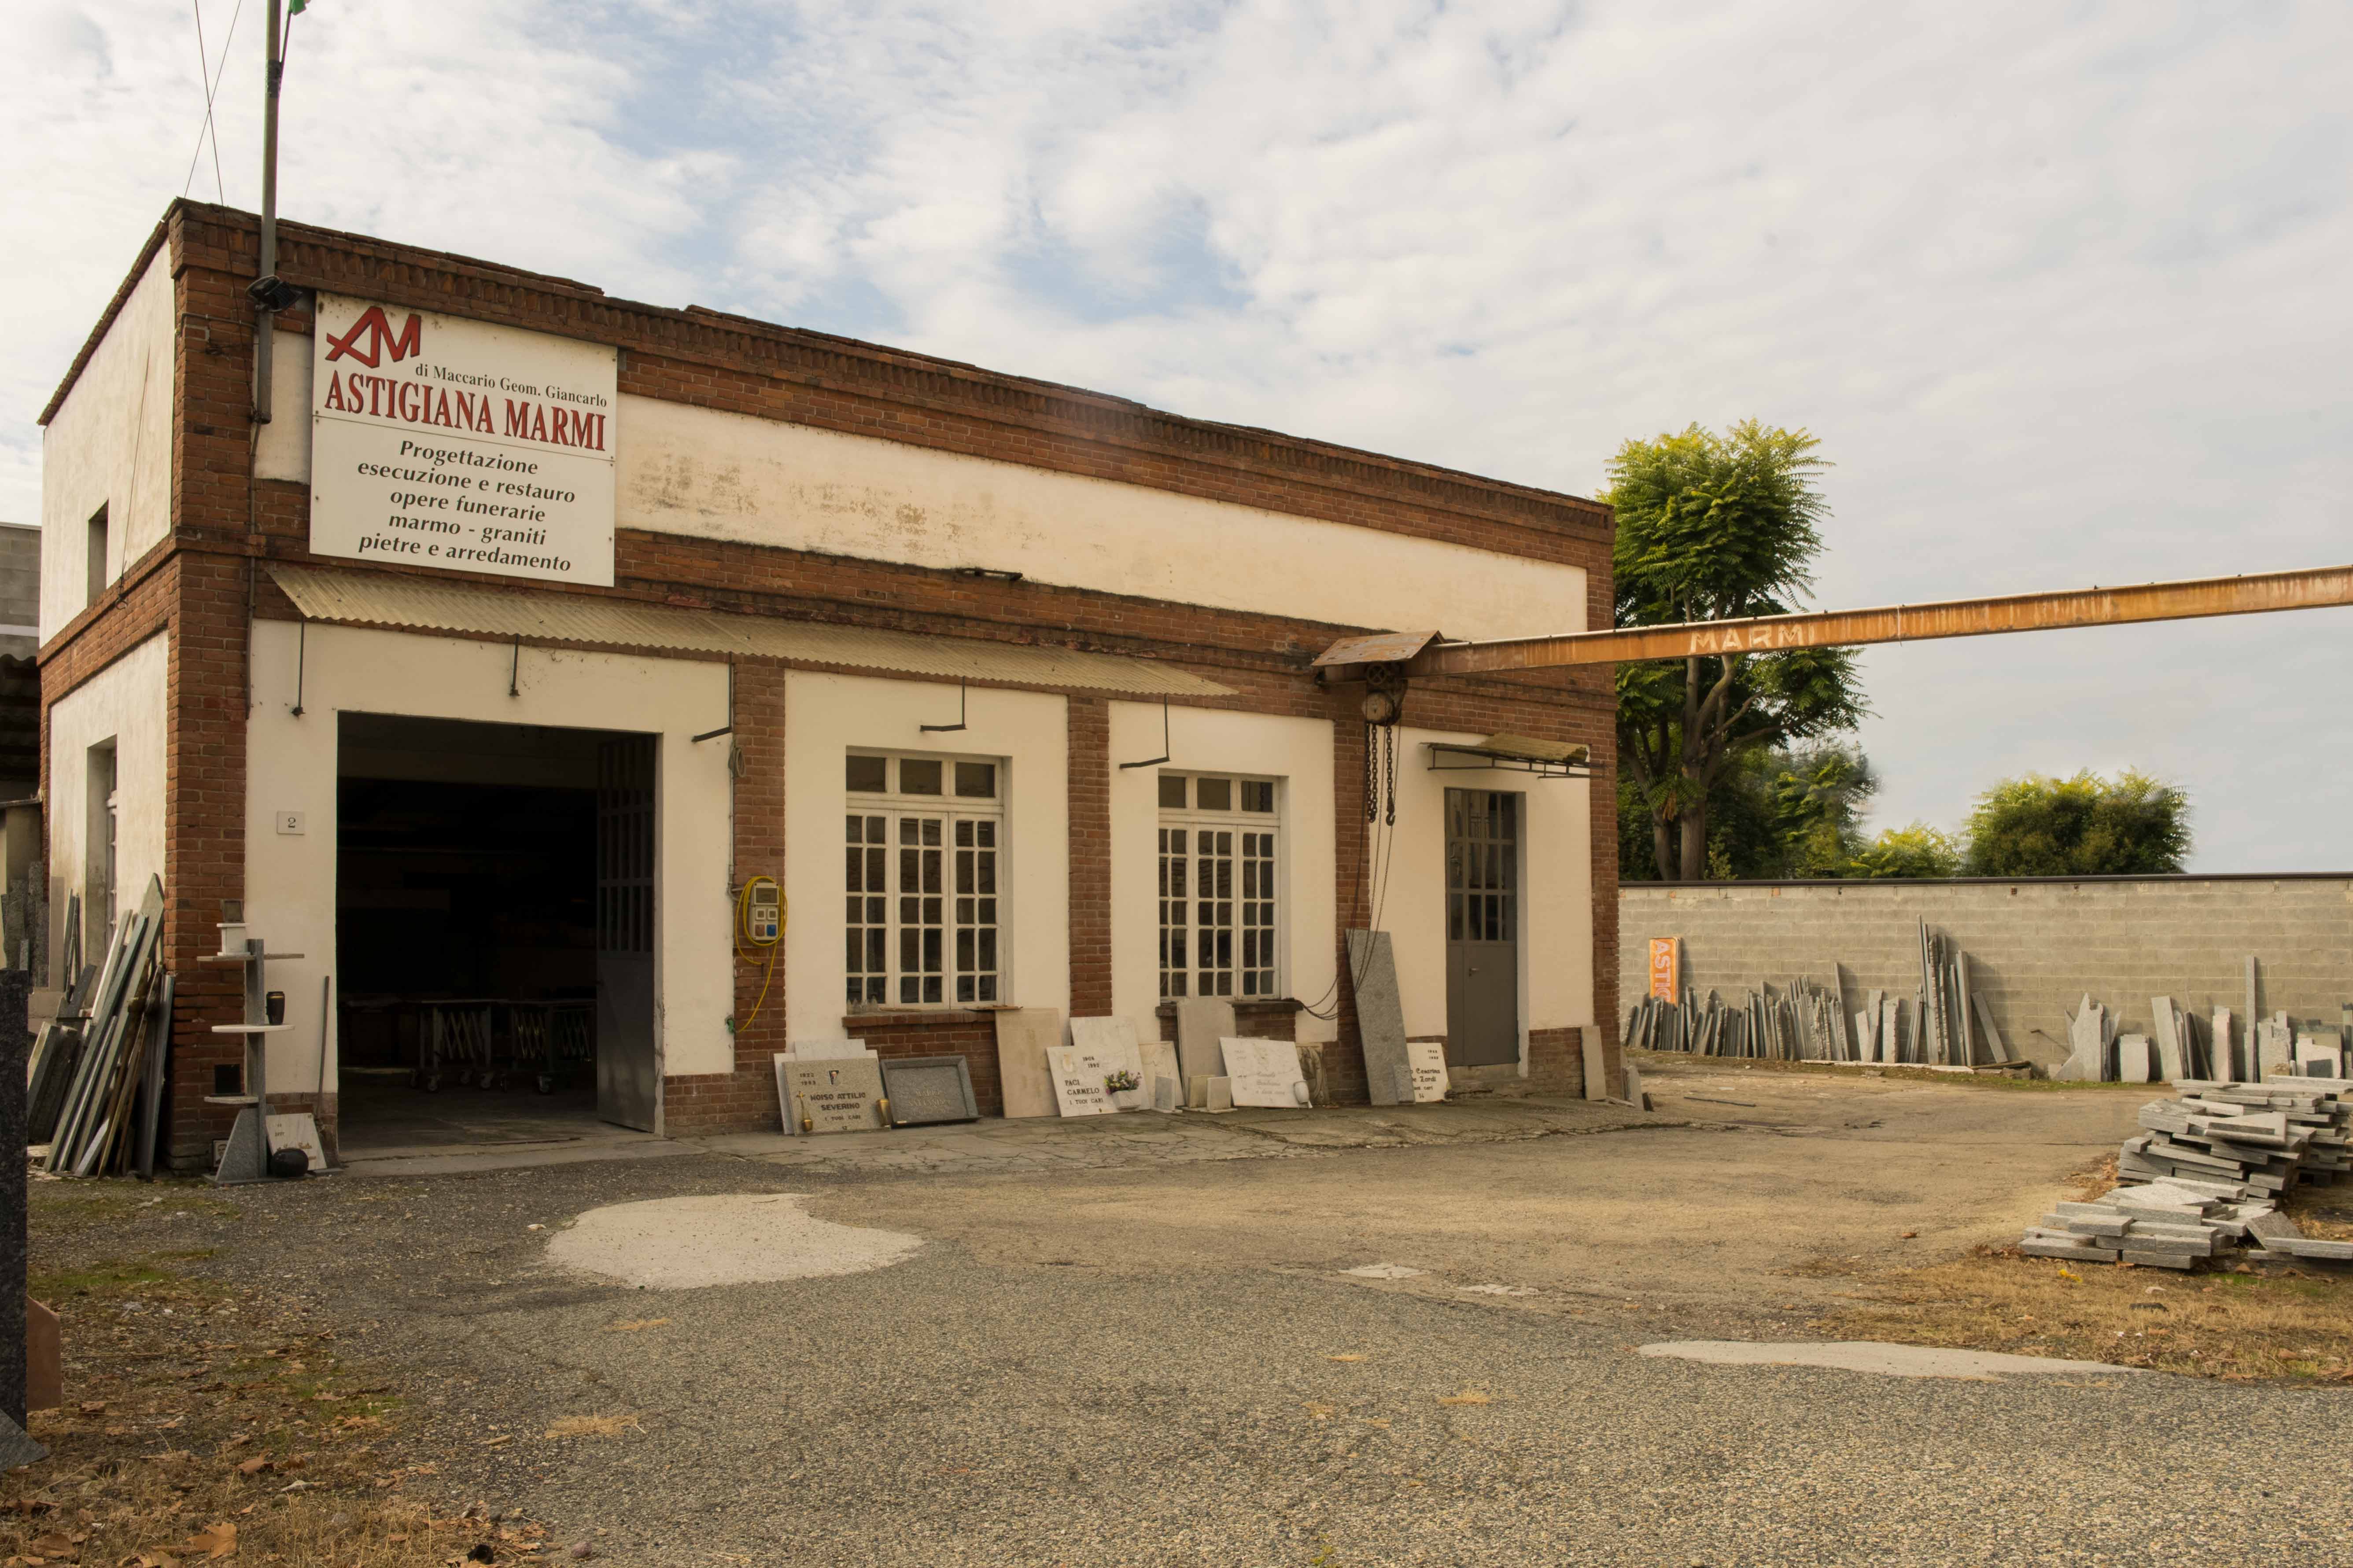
[310,295,618,587]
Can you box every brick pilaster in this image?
[664,662,789,1136]
[1066,697,1111,1019]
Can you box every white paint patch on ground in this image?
[1342,1262,1428,1280]
[547,1193,923,1289]
[1640,1340,2143,1380]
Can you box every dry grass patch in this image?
[2064,1152,2119,1203]
[1818,1245,2353,1380]
[2285,1185,2353,1243]
[5,1188,558,1568]
[542,1414,640,1440]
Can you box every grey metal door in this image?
[595,735,658,1131]
[1445,788,1519,1067]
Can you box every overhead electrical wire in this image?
[1299,725,1404,1022]
[181,0,247,200]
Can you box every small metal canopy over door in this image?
[1444,788,1519,1068]
[595,735,659,1130]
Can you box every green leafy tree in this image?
[1848,823,1963,879]
[1609,422,1870,880]
[1764,742,1878,877]
[1962,770,2190,876]
[1663,741,1877,882]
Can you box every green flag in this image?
[288,0,310,12]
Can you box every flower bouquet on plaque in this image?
[1103,1069,1141,1095]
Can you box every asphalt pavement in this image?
[98,1073,2353,1566]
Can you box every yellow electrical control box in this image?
[742,877,782,945]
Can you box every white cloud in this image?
[7,0,2348,868]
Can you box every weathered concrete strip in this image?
[1640,1340,2144,1380]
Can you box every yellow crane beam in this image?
[1313,563,2353,678]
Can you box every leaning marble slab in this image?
[1070,1016,1149,1110]
[1222,1036,1311,1108]
[1045,1043,1120,1117]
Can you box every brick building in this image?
[37,201,1620,1169]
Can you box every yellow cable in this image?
[733,876,783,1032]
[738,940,779,1032]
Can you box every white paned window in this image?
[1157,772,1279,999]
[846,751,1003,1006]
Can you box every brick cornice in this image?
[36,531,182,680]
[206,514,1616,717]
[145,201,1611,556]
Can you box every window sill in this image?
[1153,997,1304,1018]
[843,1007,994,1027]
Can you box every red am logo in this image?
[324,306,423,368]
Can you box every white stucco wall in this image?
[617,398,1587,640]
[782,672,1070,1043]
[245,621,735,1099]
[252,325,314,484]
[228,331,1585,644]
[1107,703,1339,1046]
[46,631,171,975]
[1384,726,1594,1061]
[41,250,176,637]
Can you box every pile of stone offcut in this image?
[2021,1178,2272,1270]
[2019,1083,2353,1271]
[2124,1082,2353,1193]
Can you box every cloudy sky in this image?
[8,1,2349,869]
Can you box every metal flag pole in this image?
[251,0,285,423]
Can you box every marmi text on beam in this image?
[1313,563,2353,680]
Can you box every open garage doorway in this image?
[333,714,659,1158]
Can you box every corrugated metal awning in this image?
[1424,732,1591,777]
[267,565,1233,699]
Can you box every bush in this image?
[1962,770,2189,876]
[1847,823,1963,879]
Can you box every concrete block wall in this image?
[0,524,40,660]
[1620,877,2353,1067]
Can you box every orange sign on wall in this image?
[1648,937,1681,1001]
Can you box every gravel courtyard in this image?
[25,1062,2351,1567]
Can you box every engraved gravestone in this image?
[1405,1040,1449,1103]
[1045,1044,1119,1117]
[1070,1017,1148,1110]
[1222,1037,1310,1108]
[776,1056,887,1134]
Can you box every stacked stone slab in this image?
[2123,1082,2353,1193]
[2019,1083,2353,1271]
[1622,980,1847,1061]
[1623,926,2025,1069]
[2020,1178,2271,1270]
